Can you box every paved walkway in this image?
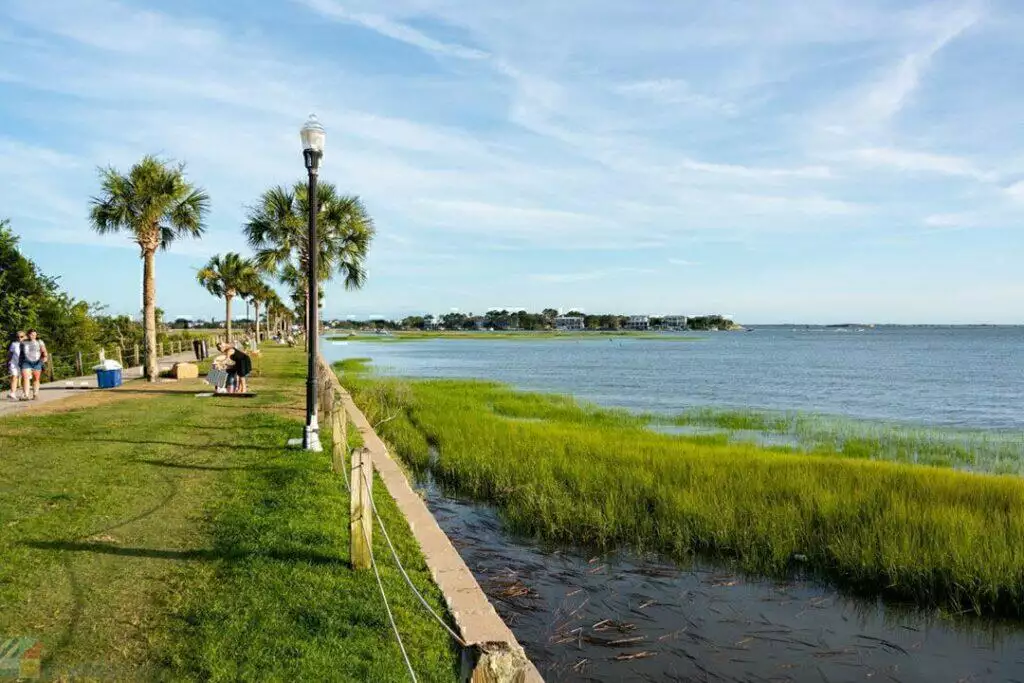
[0,351,201,416]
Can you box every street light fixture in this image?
[301,114,325,451]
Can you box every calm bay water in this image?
[324,326,1024,430]
[324,326,1024,681]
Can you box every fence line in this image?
[39,336,220,383]
[321,356,541,683]
[325,368,465,681]
[357,465,419,683]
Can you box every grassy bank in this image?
[327,330,702,342]
[338,358,1024,618]
[0,347,459,681]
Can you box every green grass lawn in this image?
[338,358,1024,619]
[0,347,459,681]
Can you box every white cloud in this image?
[298,0,489,61]
[531,267,656,284]
[1006,181,1024,201]
[847,6,980,128]
[615,79,737,115]
[851,147,989,179]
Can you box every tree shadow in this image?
[135,458,287,472]
[23,540,347,568]
[41,436,286,452]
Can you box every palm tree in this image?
[196,253,257,343]
[244,181,373,326]
[90,156,209,380]
[243,279,276,348]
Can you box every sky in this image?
[0,0,1022,324]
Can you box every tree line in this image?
[361,310,736,331]
[2,154,374,381]
[0,218,201,376]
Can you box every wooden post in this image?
[75,351,83,376]
[350,447,373,570]
[133,344,140,367]
[330,402,348,474]
[115,346,123,366]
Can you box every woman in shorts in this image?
[7,330,25,401]
[19,329,47,400]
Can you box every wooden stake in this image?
[330,406,345,474]
[350,447,373,570]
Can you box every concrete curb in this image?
[323,360,543,682]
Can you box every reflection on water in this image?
[419,474,1024,682]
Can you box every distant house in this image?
[626,315,650,330]
[662,315,688,330]
[555,315,585,331]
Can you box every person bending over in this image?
[216,342,252,394]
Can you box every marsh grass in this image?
[667,408,1024,474]
[337,358,1024,618]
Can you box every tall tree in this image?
[244,181,373,325]
[0,219,53,340]
[196,253,257,343]
[243,279,275,347]
[89,156,209,380]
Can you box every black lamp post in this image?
[301,114,325,451]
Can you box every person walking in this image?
[19,329,47,400]
[6,331,26,401]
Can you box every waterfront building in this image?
[626,315,650,330]
[555,315,585,331]
[662,315,688,329]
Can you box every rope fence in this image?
[320,356,538,683]
[322,368,466,683]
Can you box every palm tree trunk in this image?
[143,247,159,381]
[254,300,261,349]
[225,295,233,342]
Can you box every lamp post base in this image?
[303,416,323,452]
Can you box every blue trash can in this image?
[96,368,123,389]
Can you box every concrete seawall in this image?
[322,358,543,682]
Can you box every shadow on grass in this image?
[109,389,210,396]
[136,458,289,472]
[23,540,347,568]
[38,436,287,452]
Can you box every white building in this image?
[662,315,688,330]
[555,315,585,330]
[626,315,650,330]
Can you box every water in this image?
[424,474,1024,682]
[324,328,1024,680]
[325,326,1024,430]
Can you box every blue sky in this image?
[1,0,1022,324]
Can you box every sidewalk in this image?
[0,351,200,416]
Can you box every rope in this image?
[358,466,418,683]
[359,466,467,648]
